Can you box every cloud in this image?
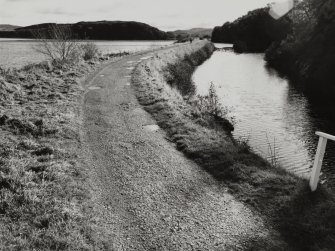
[37,8,78,16]
[0,0,276,30]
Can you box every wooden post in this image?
[310,133,328,191]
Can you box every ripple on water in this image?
[193,50,335,189]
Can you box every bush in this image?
[196,83,229,119]
[81,42,100,60]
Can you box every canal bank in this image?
[133,41,335,250]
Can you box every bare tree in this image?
[33,24,81,65]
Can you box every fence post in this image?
[309,135,328,191]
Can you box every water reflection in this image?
[193,48,335,188]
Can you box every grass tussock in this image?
[132,41,335,250]
[0,54,125,249]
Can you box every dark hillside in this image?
[212,8,291,52]
[265,0,335,100]
[168,28,212,40]
[0,21,169,40]
[71,21,168,40]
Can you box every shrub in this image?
[197,82,228,118]
[81,42,100,60]
[193,83,234,131]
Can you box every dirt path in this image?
[80,49,285,250]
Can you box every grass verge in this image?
[132,41,335,250]
[0,54,125,250]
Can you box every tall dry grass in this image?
[0,56,109,250]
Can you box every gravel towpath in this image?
[80,49,284,250]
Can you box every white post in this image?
[309,135,328,191]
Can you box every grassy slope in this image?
[132,41,335,250]
[0,56,120,250]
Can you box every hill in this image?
[0,21,169,40]
[211,8,291,52]
[0,24,21,31]
[168,28,212,39]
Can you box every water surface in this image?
[193,46,335,187]
[0,39,173,68]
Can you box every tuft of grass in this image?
[133,41,335,250]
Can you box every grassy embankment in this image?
[132,40,335,250]
[0,54,126,249]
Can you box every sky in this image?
[0,0,286,31]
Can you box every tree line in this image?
[212,0,335,101]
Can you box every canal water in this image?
[193,44,335,188]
